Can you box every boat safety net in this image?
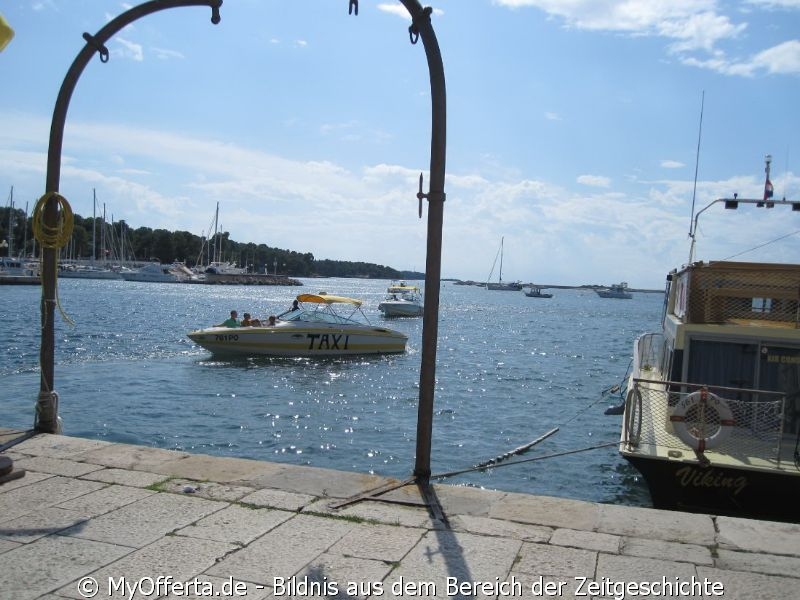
[625,381,787,464]
[677,262,800,326]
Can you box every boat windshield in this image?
[280,308,361,326]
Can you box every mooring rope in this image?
[431,441,620,481]
[32,192,74,326]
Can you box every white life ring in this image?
[670,389,735,452]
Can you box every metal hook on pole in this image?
[82,33,109,63]
[417,172,445,219]
[408,5,432,44]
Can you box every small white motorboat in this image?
[188,293,408,357]
[378,285,423,317]
[596,282,632,299]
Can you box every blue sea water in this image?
[0,277,663,508]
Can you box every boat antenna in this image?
[688,91,705,240]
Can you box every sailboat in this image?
[486,237,522,291]
[58,190,122,279]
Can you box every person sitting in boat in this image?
[241,313,256,326]
[217,310,240,327]
[290,300,299,311]
[267,315,277,326]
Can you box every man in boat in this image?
[217,310,240,327]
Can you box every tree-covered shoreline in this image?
[0,206,423,280]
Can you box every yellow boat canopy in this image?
[297,293,362,307]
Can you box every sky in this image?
[1,0,799,288]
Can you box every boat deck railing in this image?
[673,261,800,327]
[624,378,791,467]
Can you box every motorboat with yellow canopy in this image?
[187,293,408,357]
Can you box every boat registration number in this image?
[214,334,239,342]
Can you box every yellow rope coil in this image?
[32,191,74,326]
[32,191,74,249]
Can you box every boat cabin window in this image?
[751,297,773,314]
[687,339,800,435]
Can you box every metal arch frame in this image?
[37,1,222,432]
[35,0,448,488]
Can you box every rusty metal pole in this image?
[398,1,447,481]
[36,0,222,433]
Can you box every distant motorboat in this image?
[524,286,552,298]
[120,261,193,283]
[0,256,38,285]
[596,282,632,299]
[59,264,121,280]
[379,284,423,317]
[188,293,408,357]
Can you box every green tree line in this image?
[0,206,422,279]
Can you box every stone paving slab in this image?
[697,566,799,599]
[0,534,133,600]
[716,515,800,556]
[207,513,355,585]
[239,487,317,511]
[59,491,225,547]
[175,503,293,545]
[78,466,166,488]
[12,455,106,477]
[159,478,257,502]
[0,505,89,543]
[55,535,238,600]
[391,529,521,599]
[8,433,111,458]
[0,475,106,523]
[620,536,714,566]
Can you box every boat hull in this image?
[486,282,522,291]
[188,323,407,357]
[596,290,632,299]
[378,301,423,317]
[621,452,800,522]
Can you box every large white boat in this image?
[59,263,121,280]
[619,189,800,521]
[596,282,632,299]
[120,261,193,283]
[0,256,38,285]
[188,293,408,357]
[378,285,423,317]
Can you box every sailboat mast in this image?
[213,202,219,264]
[91,189,96,264]
[7,186,14,258]
[498,236,504,283]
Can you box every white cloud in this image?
[492,1,800,77]
[114,37,143,61]
[577,174,611,188]
[751,40,800,74]
[661,160,685,168]
[377,4,444,19]
[745,0,800,8]
[151,47,184,61]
